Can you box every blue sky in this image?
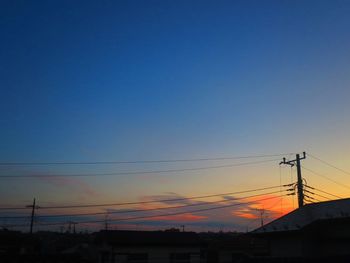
[1,1,350,231]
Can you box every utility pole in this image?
[26,198,38,234]
[258,209,265,227]
[73,222,77,234]
[104,215,109,231]
[280,152,306,208]
[67,221,77,234]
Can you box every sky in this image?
[1,0,350,232]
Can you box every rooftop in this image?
[253,198,350,233]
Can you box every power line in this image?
[10,195,286,227]
[312,192,332,201]
[54,195,288,225]
[0,184,291,210]
[304,185,342,199]
[304,195,316,203]
[0,153,294,166]
[308,153,350,176]
[304,189,331,201]
[0,158,281,178]
[305,196,321,203]
[302,166,350,190]
[312,197,321,202]
[0,189,288,220]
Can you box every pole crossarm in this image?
[279,152,306,166]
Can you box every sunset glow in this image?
[1,0,350,233]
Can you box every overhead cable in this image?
[0,184,292,210]
[0,189,287,219]
[0,159,281,178]
[304,185,342,199]
[308,153,350,176]
[9,195,286,227]
[302,166,350,190]
[0,153,294,166]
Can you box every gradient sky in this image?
[1,0,350,232]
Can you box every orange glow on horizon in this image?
[232,195,295,220]
[142,213,207,222]
[233,211,258,219]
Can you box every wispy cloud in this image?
[99,192,290,232]
[24,191,293,233]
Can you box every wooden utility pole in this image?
[26,198,37,234]
[104,215,109,231]
[72,222,77,234]
[280,152,306,208]
[258,209,265,227]
[67,221,77,234]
